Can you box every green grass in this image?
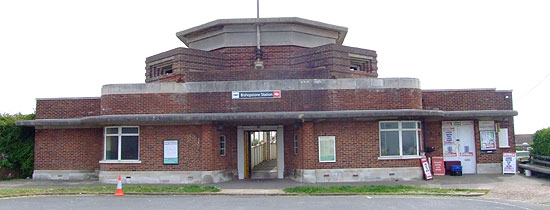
[284,185,488,195]
[0,185,219,197]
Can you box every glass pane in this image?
[106,128,118,134]
[121,136,139,160]
[105,136,118,160]
[122,127,139,134]
[319,137,335,161]
[380,122,398,130]
[380,131,399,156]
[402,131,418,155]
[402,122,416,129]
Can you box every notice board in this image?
[163,140,178,165]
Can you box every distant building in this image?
[17,17,517,184]
[515,134,533,151]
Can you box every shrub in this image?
[531,127,550,156]
[0,113,35,177]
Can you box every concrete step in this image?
[250,171,277,179]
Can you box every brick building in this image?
[17,17,517,184]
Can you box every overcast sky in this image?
[1,0,549,134]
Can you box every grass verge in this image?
[0,185,219,197]
[284,185,489,196]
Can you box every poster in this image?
[432,157,445,176]
[480,131,497,150]
[163,140,178,164]
[503,153,517,174]
[443,127,457,157]
[420,157,433,180]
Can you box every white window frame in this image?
[318,136,336,163]
[101,126,140,163]
[293,134,298,155]
[379,121,421,159]
[220,135,226,156]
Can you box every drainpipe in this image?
[254,0,264,69]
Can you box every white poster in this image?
[480,131,497,150]
[442,127,457,157]
[164,140,178,164]
[503,153,517,174]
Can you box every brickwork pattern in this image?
[34,129,102,170]
[100,125,236,171]
[100,89,421,115]
[147,44,379,82]
[300,122,418,170]
[422,90,513,111]
[36,99,101,119]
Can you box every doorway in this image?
[442,121,477,174]
[238,126,284,179]
[244,131,277,179]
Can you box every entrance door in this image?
[442,121,476,174]
[237,126,284,180]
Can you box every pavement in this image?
[0,195,547,210]
[1,174,549,206]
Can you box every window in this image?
[104,126,139,161]
[293,134,298,155]
[379,121,421,157]
[349,53,373,72]
[220,135,226,156]
[318,136,335,162]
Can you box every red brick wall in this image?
[100,94,186,115]
[300,122,418,170]
[147,44,379,82]
[422,90,513,111]
[36,99,101,119]
[284,124,302,174]
[34,129,102,170]
[100,89,422,115]
[182,68,331,82]
[423,121,443,158]
[100,125,236,171]
[213,46,306,70]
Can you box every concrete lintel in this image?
[101,78,421,95]
[444,110,518,118]
[16,110,517,128]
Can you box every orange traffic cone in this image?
[114,175,125,196]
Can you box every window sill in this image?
[378,156,422,160]
[499,146,511,148]
[99,160,142,164]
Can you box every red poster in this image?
[420,157,433,180]
[432,157,445,176]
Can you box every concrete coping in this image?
[101,78,421,96]
[16,109,518,128]
[423,88,510,92]
[36,97,101,101]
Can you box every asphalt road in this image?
[0,195,546,210]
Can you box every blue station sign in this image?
[232,90,281,99]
